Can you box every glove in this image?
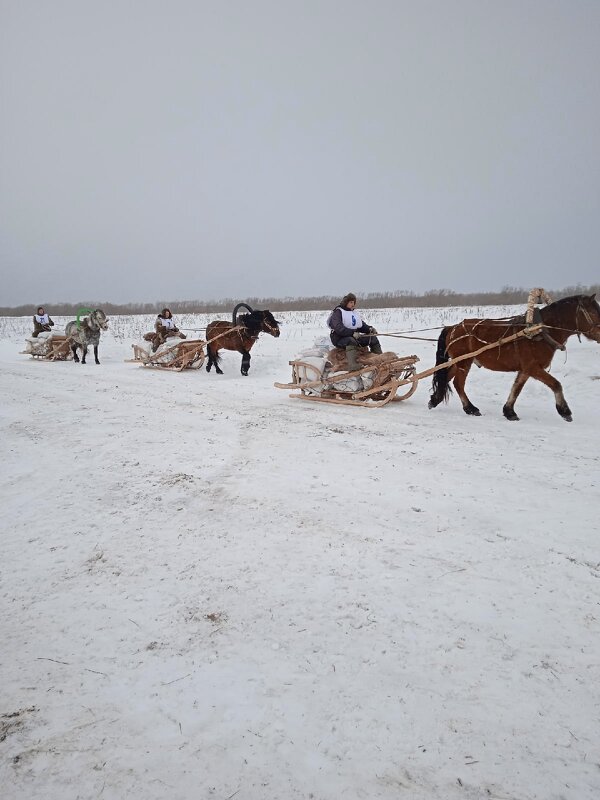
[180,332,187,339]
[352,331,362,339]
[369,326,377,334]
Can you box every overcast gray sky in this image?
[1,0,599,305]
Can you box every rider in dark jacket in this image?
[327,293,382,370]
[32,307,55,337]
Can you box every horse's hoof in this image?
[557,405,573,421]
[464,405,481,416]
[241,370,248,376]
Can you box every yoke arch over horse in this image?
[428,294,600,421]
[205,303,281,375]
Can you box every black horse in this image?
[206,303,281,375]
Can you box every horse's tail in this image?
[205,324,222,366]
[428,327,452,409]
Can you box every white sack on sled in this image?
[297,337,331,359]
[26,331,53,344]
[24,332,54,354]
[297,356,327,376]
[154,341,178,363]
[134,341,153,356]
[325,370,375,393]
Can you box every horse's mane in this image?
[238,310,266,334]
[547,294,585,309]
[540,294,589,319]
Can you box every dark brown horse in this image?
[428,294,600,421]
[205,306,281,375]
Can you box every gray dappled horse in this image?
[65,309,109,365]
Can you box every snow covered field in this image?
[1,306,599,800]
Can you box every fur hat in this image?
[340,293,357,308]
[159,308,172,318]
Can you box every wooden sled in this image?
[275,351,420,408]
[21,334,73,361]
[126,339,206,371]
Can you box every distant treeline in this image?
[2,285,598,316]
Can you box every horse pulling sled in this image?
[22,309,109,364]
[127,302,282,374]
[275,322,558,410]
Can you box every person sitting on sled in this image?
[146,308,187,352]
[32,306,55,337]
[327,293,382,371]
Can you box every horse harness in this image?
[448,314,566,355]
[236,316,279,346]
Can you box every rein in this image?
[379,332,440,342]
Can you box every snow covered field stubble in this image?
[1,306,599,800]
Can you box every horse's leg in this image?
[528,366,573,421]
[71,344,80,363]
[240,350,251,376]
[94,344,100,365]
[503,372,529,421]
[213,347,224,374]
[206,345,223,373]
[453,360,481,416]
[81,344,88,364]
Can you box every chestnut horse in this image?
[428,294,600,421]
[205,305,281,375]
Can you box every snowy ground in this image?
[1,307,599,800]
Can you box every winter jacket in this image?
[328,306,370,347]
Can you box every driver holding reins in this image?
[32,306,55,337]
[327,293,382,371]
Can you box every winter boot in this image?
[345,344,361,372]
[369,336,383,355]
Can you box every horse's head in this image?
[240,310,281,338]
[576,294,600,342]
[90,309,109,331]
[258,310,281,337]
